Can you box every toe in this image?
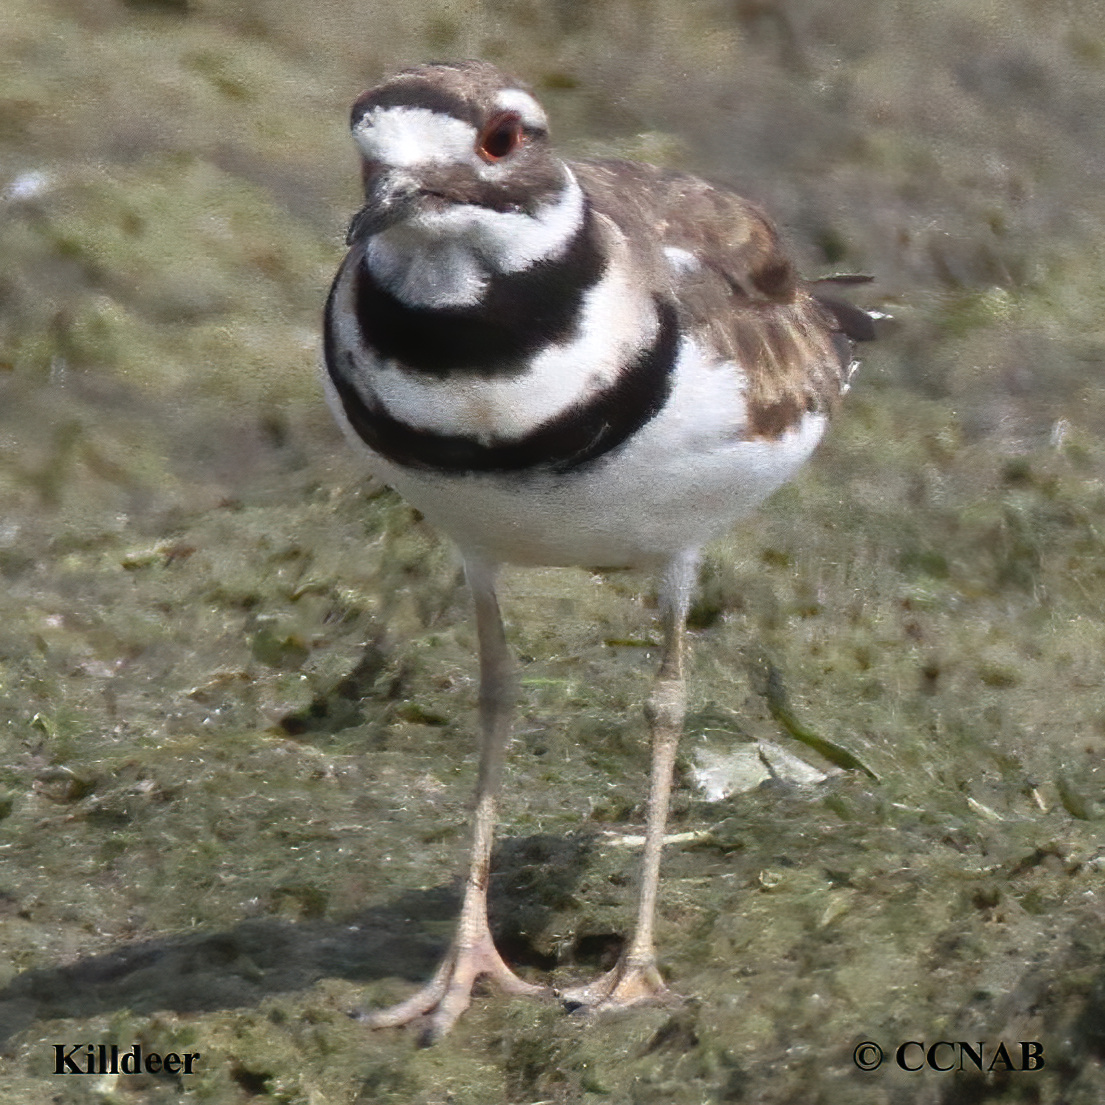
[356,934,545,1039]
[558,958,670,1012]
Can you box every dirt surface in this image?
[3,0,1105,1101]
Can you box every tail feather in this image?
[815,295,878,343]
[808,273,875,288]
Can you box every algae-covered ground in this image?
[3,0,1105,1102]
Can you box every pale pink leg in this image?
[559,552,697,1011]
[358,560,543,1042]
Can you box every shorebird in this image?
[322,60,875,1042]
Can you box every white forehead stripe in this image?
[494,88,548,130]
[353,106,477,167]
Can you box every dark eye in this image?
[476,112,524,162]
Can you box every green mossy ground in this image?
[3,0,1105,1101]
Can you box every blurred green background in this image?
[2,0,1105,1101]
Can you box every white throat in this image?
[363,167,585,309]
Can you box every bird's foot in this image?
[355,930,544,1044]
[557,954,677,1013]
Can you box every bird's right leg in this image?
[359,558,542,1043]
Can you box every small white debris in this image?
[966,796,1006,822]
[757,740,830,786]
[3,170,51,202]
[79,659,124,679]
[690,740,828,802]
[691,747,770,801]
[600,829,710,847]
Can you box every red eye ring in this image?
[476,111,525,162]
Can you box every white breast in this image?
[323,334,826,569]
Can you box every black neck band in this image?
[350,204,605,378]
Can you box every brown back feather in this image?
[573,159,873,439]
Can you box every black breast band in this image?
[324,288,679,476]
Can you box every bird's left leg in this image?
[560,550,699,1010]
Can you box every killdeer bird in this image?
[323,60,875,1042]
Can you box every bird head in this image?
[345,61,585,307]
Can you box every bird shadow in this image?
[0,832,595,1047]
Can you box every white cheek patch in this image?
[354,106,478,168]
[494,88,548,131]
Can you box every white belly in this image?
[324,338,826,569]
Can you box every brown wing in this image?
[572,159,873,439]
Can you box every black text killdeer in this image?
[323,60,875,1042]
